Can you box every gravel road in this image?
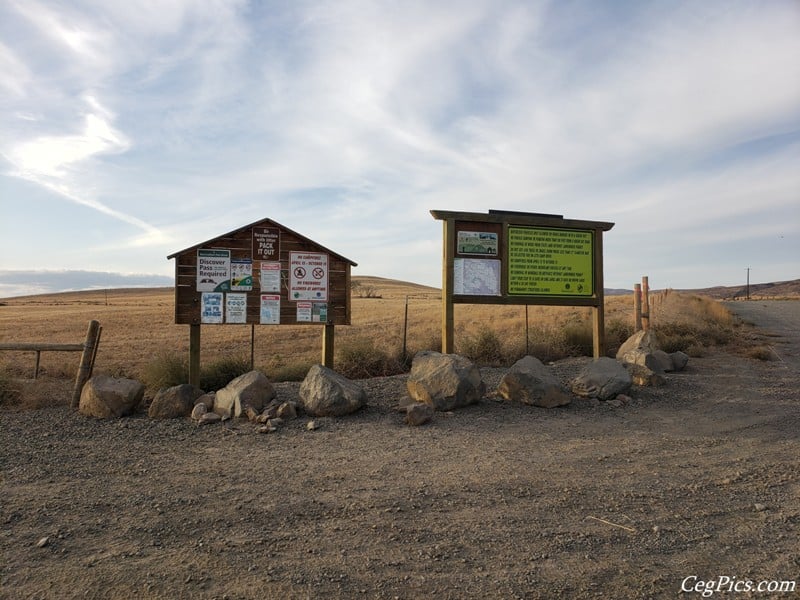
[726,300,800,372]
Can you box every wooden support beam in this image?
[71,320,101,408]
[189,324,201,387]
[441,219,455,354]
[322,322,335,368]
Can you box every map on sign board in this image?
[507,227,593,296]
[289,252,328,301]
[454,258,501,296]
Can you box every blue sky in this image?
[1,0,798,297]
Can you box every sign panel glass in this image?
[289,252,328,301]
[508,227,593,296]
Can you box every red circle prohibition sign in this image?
[312,267,325,280]
[294,267,306,278]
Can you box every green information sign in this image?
[508,227,593,296]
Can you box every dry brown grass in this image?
[0,280,739,405]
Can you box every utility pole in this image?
[746,267,750,301]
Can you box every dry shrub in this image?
[142,351,188,392]
[457,326,507,366]
[268,362,314,382]
[336,338,405,379]
[200,356,252,392]
[0,369,21,406]
[743,345,775,361]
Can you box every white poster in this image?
[260,262,281,293]
[201,292,224,324]
[260,294,280,324]
[296,301,312,322]
[226,293,247,323]
[230,259,253,291]
[289,252,328,301]
[197,249,231,292]
[454,258,501,296]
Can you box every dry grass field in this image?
[0,277,676,390]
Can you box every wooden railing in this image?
[0,320,101,408]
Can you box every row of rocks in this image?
[78,330,688,427]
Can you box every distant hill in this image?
[675,279,800,300]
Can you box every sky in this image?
[1,0,799,298]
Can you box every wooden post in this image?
[592,229,606,358]
[441,219,455,354]
[322,322,335,368]
[633,284,642,332]
[402,295,409,361]
[189,324,201,387]
[641,276,650,331]
[71,320,101,408]
[525,305,529,355]
[89,326,102,379]
[34,351,41,380]
[250,324,255,370]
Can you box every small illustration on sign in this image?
[313,267,325,279]
[294,267,306,279]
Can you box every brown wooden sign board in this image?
[168,218,356,383]
[431,209,614,357]
[168,217,356,327]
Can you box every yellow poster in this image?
[508,227,593,296]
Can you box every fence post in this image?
[322,322,335,368]
[641,276,650,331]
[71,320,101,408]
[633,283,642,332]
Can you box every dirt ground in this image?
[2,304,799,599]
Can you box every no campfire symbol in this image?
[289,251,329,301]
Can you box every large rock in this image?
[616,330,660,360]
[570,357,632,400]
[79,375,144,418]
[148,384,205,419]
[406,351,485,411]
[497,356,571,408]
[625,363,666,387]
[670,351,689,371]
[299,364,366,417]
[406,402,434,426]
[214,371,275,419]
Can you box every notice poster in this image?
[197,249,231,292]
[289,252,328,301]
[296,301,312,322]
[507,227,593,296]
[226,293,247,324]
[253,227,280,261]
[454,258,501,296]
[201,292,224,324]
[260,262,281,293]
[457,231,498,256]
[230,259,253,291]
[260,295,280,324]
[312,303,327,323]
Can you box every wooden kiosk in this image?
[168,218,356,386]
[431,209,614,358]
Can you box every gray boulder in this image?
[570,357,632,400]
[148,384,204,419]
[406,402,434,426]
[406,351,486,411]
[214,371,275,419]
[497,356,571,408]
[625,363,666,387]
[670,351,689,371]
[299,364,366,417]
[79,375,144,418]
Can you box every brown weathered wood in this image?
[634,283,643,332]
[189,324,200,388]
[641,276,650,331]
[322,322,335,368]
[0,343,84,351]
[592,229,606,358]
[442,218,455,354]
[71,320,101,409]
